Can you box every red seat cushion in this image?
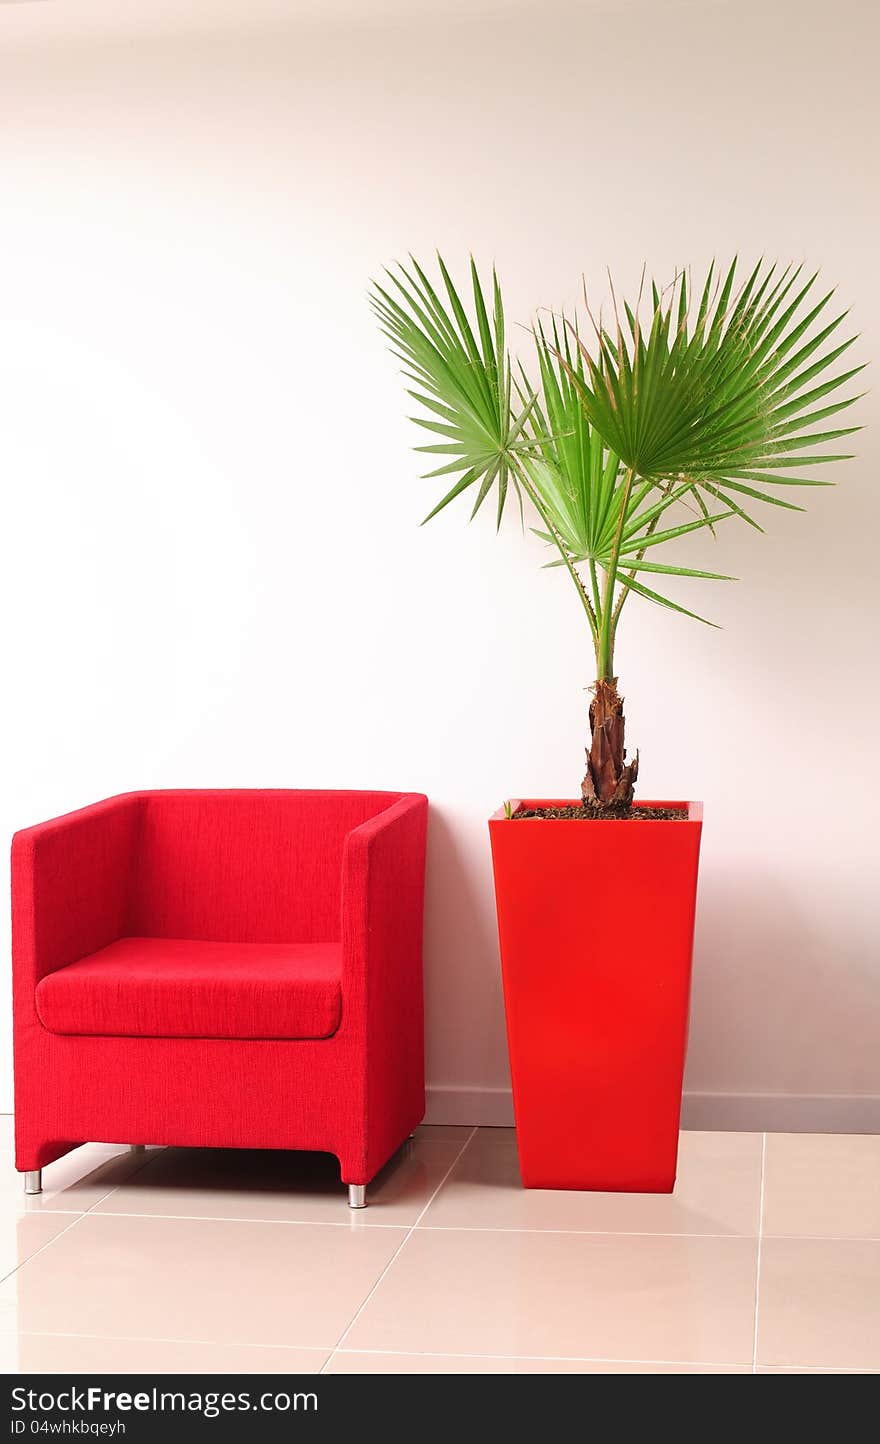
[35,937,342,1040]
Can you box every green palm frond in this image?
[370,254,534,528]
[523,316,621,560]
[562,259,864,526]
[525,321,734,626]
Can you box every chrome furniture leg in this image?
[24,1170,42,1195]
[348,1184,366,1209]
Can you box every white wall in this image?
[1,0,877,1127]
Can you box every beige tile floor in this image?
[0,1118,878,1375]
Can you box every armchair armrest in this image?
[342,793,429,996]
[11,792,142,991]
[342,792,428,1044]
[341,792,428,1170]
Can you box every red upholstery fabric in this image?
[12,790,428,1185]
[35,938,342,1040]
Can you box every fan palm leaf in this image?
[562,259,864,528]
[525,320,734,630]
[370,254,536,529]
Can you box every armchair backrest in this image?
[129,790,402,943]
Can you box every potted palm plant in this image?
[371,255,861,1191]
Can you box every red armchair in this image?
[11,789,428,1208]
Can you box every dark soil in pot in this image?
[513,805,688,821]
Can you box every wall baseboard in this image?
[425,1085,516,1128]
[4,1089,877,1139]
[425,1085,880,1134]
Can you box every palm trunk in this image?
[581,676,639,810]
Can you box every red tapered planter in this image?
[489,799,702,1192]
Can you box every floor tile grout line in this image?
[9,1207,879,1242]
[14,1209,878,1244]
[319,1126,478,1375]
[0,1148,169,1290]
[4,1327,333,1356]
[79,1146,170,1215]
[753,1367,879,1375]
[13,1145,168,1219]
[752,1131,766,1373]
[748,1232,880,1243]
[330,1345,753,1368]
[79,1211,411,1229]
[74,1214,746,1237]
[415,1225,755,1239]
[0,1211,84,1290]
[4,1330,874,1372]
